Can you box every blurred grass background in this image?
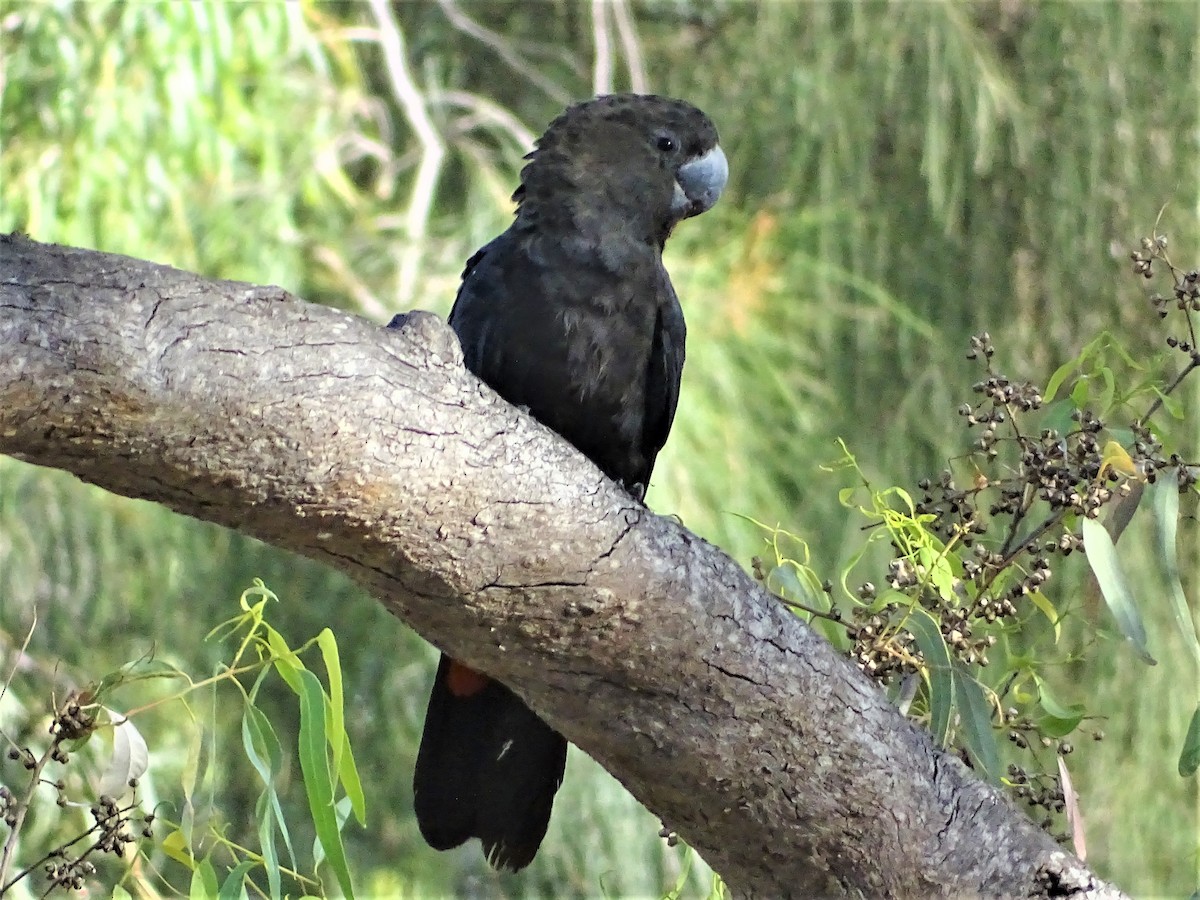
[1,1,1198,895]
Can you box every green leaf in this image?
[1043,357,1077,403]
[1180,705,1200,778]
[94,655,184,696]
[242,702,284,784]
[314,796,355,870]
[767,563,811,604]
[1099,440,1137,478]
[1097,366,1116,411]
[1081,517,1157,665]
[267,627,305,694]
[1032,675,1085,721]
[904,609,954,747]
[180,715,203,846]
[162,828,195,869]
[297,669,355,899]
[217,859,257,900]
[242,698,297,883]
[1151,386,1185,419]
[190,857,220,900]
[892,486,918,515]
[254,791,283,900]
[315,630,366,826]
[951,664,1001,782]
[663,843,696,900]
[1028,591,1062,643]
[1103,480,1144,544]
[1149,471,1200,668]
[334,734,366,829]
[316,629,347,776]
[917,545,957,604]
[1037,714,1084,738]
[1070,377,1089,408]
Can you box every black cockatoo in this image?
[402,93,726,872]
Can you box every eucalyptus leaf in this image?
[1179,705,1200,778]
[951,664,1002,783]
[1149,471,1200,667]
[1082,517,1156,665]
[905,608,954,747]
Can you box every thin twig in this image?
[611,0,647,93]
[434,89,537,150]
[367,0,446,309]
[0,609,37,717]
[436,0,571,104]
[311,245,394,322]
[0,743,54,890]
[0,612,41,888]
[1137,353,1200,427]
[591,0,612,95]
[772,595,845,625]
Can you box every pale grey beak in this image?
[672,144,728,220]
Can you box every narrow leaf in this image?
[314,797,355,870]
[767,564,817,607]
[1037,714,1084,739]
[1081,517,1157,665]
[1057,755,1087,861]
[254,791,283,900]
[905,609,953,747]
[1043,358,1077,403]
[297,669,354,898]
[217,859,257,900]
[1151,386,1185,419]
[316,629,345,774]
[1028,591,1062,643]
[1103,480,1144,544]
[1070,378,1089,408]
[242,703,284,783]
[94,656,183,696]
[242,701,297,875]
[315,630,365,824]
[335,733,366,828]
[1032,675,1085,721]
[1179,705,1200,778]
[162,829,195,869]
[190,858,220,900]
[266,627,306,694]
[1149,472,1200,668]
[951,664,1001,782]
[180,715,203,846]
[1097,366,1115,412]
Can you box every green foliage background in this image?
[1,1,1198,895]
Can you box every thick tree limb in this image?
[0,234,1122,898]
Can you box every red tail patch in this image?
[446,659,490,697]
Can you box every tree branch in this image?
[0,234,1123,899]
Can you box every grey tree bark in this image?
[0,234,1124,899]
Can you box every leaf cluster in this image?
[0,581,366,899]
[754,232,1200,848]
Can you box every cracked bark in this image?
[0,234,1126,899]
